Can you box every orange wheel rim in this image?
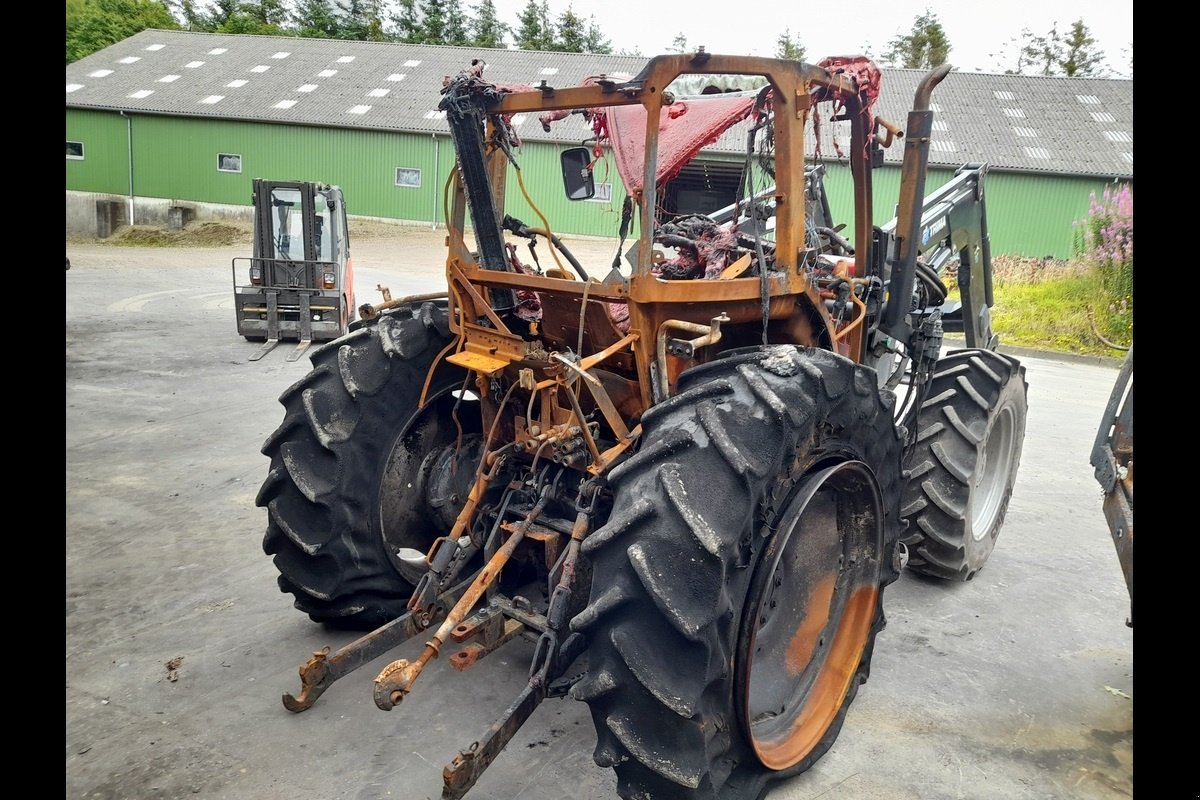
[737,460,884,770]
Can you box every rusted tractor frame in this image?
[1090,346,1133,626]
[278,51,951,799]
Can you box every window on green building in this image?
[395,167,421,188]
[67,141,84,160]
[218,153,242,173]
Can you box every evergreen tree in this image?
[553,4,586,52]
[775,28,805,61]
[667,32,687,53]
[200,0,239,31]
[389,0,422,43]
[514,0,552,50]
[244,0,288,29]
[333,0,384,40]
[418,0,448,43]
[293,0,341,39]
[67,0,179,62]
[882,9,950,69]
[582,15,611,54]
[1059,19,1107,76]
[443,0,469,45]
[468,0,508,48]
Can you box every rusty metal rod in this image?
[440,632,588,800]
[281,576,472,713]
[374,489,551,710]
[655,315,729,399]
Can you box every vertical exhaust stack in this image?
[879,64,952,341]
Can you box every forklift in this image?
[232,179,355,361]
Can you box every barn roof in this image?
[65,29,1133,179]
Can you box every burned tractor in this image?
[255,52,1028,799]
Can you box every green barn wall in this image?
[66,110,133,195]
[65,109,1127,259]
[814,163,1127,260]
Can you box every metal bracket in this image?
[280,577,471,713]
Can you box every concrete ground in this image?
[66,227,1132,800]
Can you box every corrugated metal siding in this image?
[802,163,1125,259]
[69,110,630,232]
[980,171,1122,258]
[129,114,449,215]
[67,109,1124,259]
[498,143,631,239]
[66,110,132,195]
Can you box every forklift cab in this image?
[233,179,355,361]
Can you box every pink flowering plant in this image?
[1073,183,1133,347]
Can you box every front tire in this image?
[900,349,1028,581]
[255,303,469,628]
[571,346,904,799]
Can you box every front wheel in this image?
[900,348,1028,581]
[571,346,904,799]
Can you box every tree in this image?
[245,0,288,28]
[882,9,950,69]
[332,0,385,40]
[667,32,687,53]
[1059,19,1107,76]
[293,0,341,38]
[775,28,805,61]
[552,4,586,52]
[1021,22,1061,76]
[582,15,611,54]
[198,0,238,30]
[67,0,180,62]
[991,27,1033,74]
[1020,19,1108,77]
[417,0,448,42]
[514,0,552,50]
[389,0,422,42]
[443,0,469,45]
[186,0,289,34]
[165,0,206,30]
[468,0,508,48]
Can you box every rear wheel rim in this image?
[971,403,1017,541]
[377,390,478,582]
[738,460,883,770]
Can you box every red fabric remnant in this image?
[505,243,543,322]
[539,91,754,195]
[603,96,755,194]
[537,75,613,160]
[487,81,536,149]
[607,301,629,331]
[816,56,882,109]
[812,56,883,162]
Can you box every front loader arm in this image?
[879,163,995,349]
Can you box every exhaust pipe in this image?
[879,64,952,340]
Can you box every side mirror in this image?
[561,147,595,200]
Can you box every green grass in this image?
[949,255,1132,359]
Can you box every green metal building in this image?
[66,31,1132,258]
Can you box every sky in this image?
[487,0,1133,78]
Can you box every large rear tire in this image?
[900,348,1028,581]
[256,303,470,629]
[571,346,904,799]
